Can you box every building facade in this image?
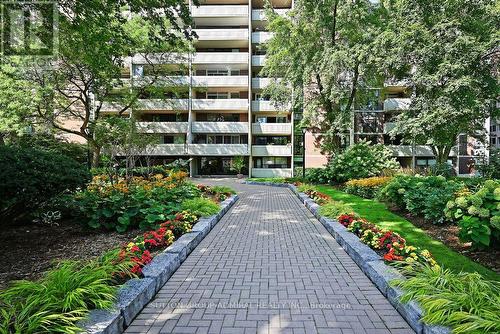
[97,0,493,178]
[101,0,294,178]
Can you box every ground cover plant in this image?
[392,265,500,334]
[0,251,134,334]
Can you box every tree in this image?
[0,62,39,144]
[262,0,388,157]
[382,0,499,164]
[5,0,195,166]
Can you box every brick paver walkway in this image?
[125,180,413,334]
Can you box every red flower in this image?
[130,245,140,253]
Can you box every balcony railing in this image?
[251,9,289,21]
[145,144,188,156]
[383,122,396,134]
[252,55,266,67]
[137,122,188,133]
[252,77,272,89]
[100,99,189,112]
[194,52,248,64]
[193,75,248,88]
[252,123,292,135]
[252,145,292,156]
[192,99,248,111]
[384,98,411,111]
[195,29,248,41]
[251,168,292,178]
[189,144,249,156]
[192,122,249,134]
[251,100,290,112]
[251,31,273,44]
[192,5,248,18]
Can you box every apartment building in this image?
[101,0,294,178]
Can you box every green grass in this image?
[315,185,500,281]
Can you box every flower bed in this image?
[344,176,392,199]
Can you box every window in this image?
[491,125,497,132]
[230,92,240,99]
[491,137,497,145]
[207,69,229,76]
[255,157,289,168]
[207,92,229,99]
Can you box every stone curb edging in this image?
[81,194,239,334]
[244,181,451,334]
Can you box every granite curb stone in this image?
[83,195,239,334]
[115,278,156,326]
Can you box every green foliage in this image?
[181,198,219,218]
[392,265,500,333]
[385,0,498,164]
[211,186,236,195]
[319,201,355,219]
[0,146,90,223]
[316,185,499,280]
[90,165,171,178]
[307,141,399,184]
[263,0,388,155]
[445,180,500,248]
[230,156,245,174]
[344,177,392,199]
[378,175,463,223]
[0,251,132,334]
[476,149,500,179]
[15,133,88,164]
[69,173,199,232]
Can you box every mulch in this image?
[0,221,141,289]
[391,208,500,275]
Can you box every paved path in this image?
[125,180,413,334]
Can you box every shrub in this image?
[392,265,500,334]
[0,253,132,334]
[69,172,198,232]
[344,176,392,198]
[319,201,354,218]
[298,184,331,204]
[0,146,90,223]
[181,197,220,217]
[16,133,88,164]
[378,175,463,223]
[445,180,500,249]
[305,168,335,184]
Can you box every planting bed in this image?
[0,222,140,289]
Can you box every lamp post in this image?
[301,127,307,179]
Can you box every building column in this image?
[247,0,253,178]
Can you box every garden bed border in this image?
[81,194,239,334]
[244,181,451,334]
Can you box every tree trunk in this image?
[90,143,101,168]
[434,145,452,165]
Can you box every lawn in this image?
[316,185,500,281]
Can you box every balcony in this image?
[252,77,272,89]
[383,122,396,134]
[252,145,292,156]
[252,55,266,67]
[252,31,273,44]
[192,122,249,134]
[251,100,290,112]
[192,5,248,18]
[384,98,411,111]
[251,168,292,178]
[145,144,188,156]
[193,75,248,88]
[100,99,189,112]
[192,99,248,111]
[251,9,289,21]
[194,52,248,65]
[194,29,248,48]
[137,122,188,134]
[252,123,292,135]
[189,144,249,156]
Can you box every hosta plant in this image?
[445,180,500,249]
